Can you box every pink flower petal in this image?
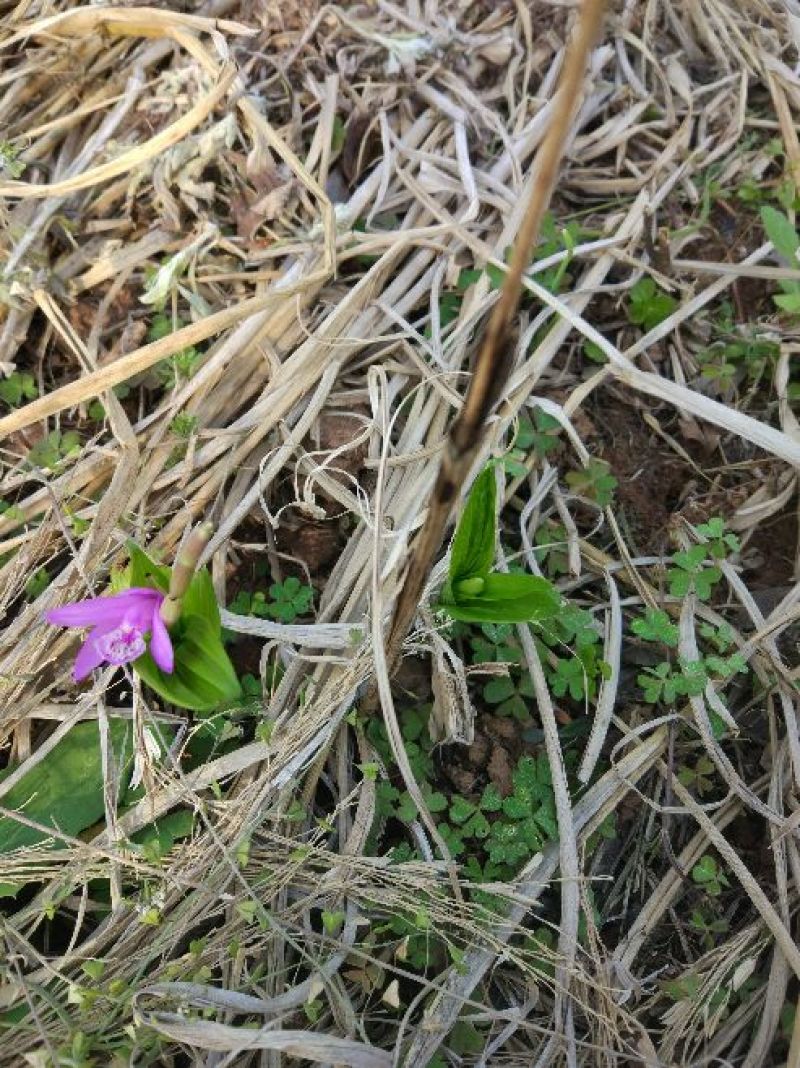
[149,609,174,674]
[72,631,108,681]
[46,588,162,630]
[95,623,147,665]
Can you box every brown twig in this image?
[382,0,607,675]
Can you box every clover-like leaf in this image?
[631,609,679,646]
[449,796,476,825]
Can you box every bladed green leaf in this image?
[761,205,800,266]
[126,541,169,593]
[449,466,497,582]
[134,614,242,712]
[442,572,561,624]
[181,567,221,629]
[0,720,133,854]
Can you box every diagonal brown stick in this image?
[383,0,607,674]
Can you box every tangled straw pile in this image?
[1,0,799,1064]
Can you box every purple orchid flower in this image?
[45,587,174,681]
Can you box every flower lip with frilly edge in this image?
[45,587,174,681]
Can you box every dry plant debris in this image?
[0,0,799,1065]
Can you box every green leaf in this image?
[442,571,561,624]
[519,408,561,457]
[449,796,476,825]
[483,676,516,704]
[126,542,169,593]
[583,339,607,364]
[773,292,800,313]
[533,804,558,840]
[24,567,50,601]
[692,855,718,883]
[463,810,490,839]
[761,205,800,265]
[501,795,529,819]
[549,656,586,701]
[182,567,221,629]
[667,546,721,601]
[449,467,497,583]
[425,790,448,814]
[637,662,679,704]
[679,659,708,696]
[131,809,194,859]
[449,1021,484,1055]
[486,261,507,290]
[456,267,483,291]
[434,291,462,330]
[514,754,551,797]
[667,569,692,598]
[480,784,503,812]
[565,459,617,507]
[0,721,133,854]
[26,429,81,470]
[267,576,314,622]
[134,614,242,712]
[631,609,679,646]
[396,792,417,823]
[321,909,345,936]
[438,823,466,856]
[330,115,346,155]
[0,372,37,407]
[627,277,678,331]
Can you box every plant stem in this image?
[160,520,214,627]
[382,0,607,676]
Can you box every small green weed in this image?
[267,576,314,622]
[632,529,748,708]
[368,708,598,886]
[761,205,800,315]
[0,140,25,179]
[678,756,716,797]
[24,567,50,601]
[27,430,81,471]
[0,500,25,524]
[88,383,131,422]
[691,854,729,897]
[534,522,570,577]
[438,466,562,625]
[694,517,741,559]
[457,213,590,298]
[565,458,617,507]
[631,609,679,646]
[484,754,557,869]
[667,545,722,600]
[0,371,37,407]
[637,652,746,705]
[665,518,739,601]
[688,907,729,950]
[148,314,203,387]
[170,412,199,438]
[626,277,678,331]
[468,603,607,717]
[503,408,561,476]
[469,622,522,665]
[482,671,534,721]
[698,330,779,392]
[227,575,314,627]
